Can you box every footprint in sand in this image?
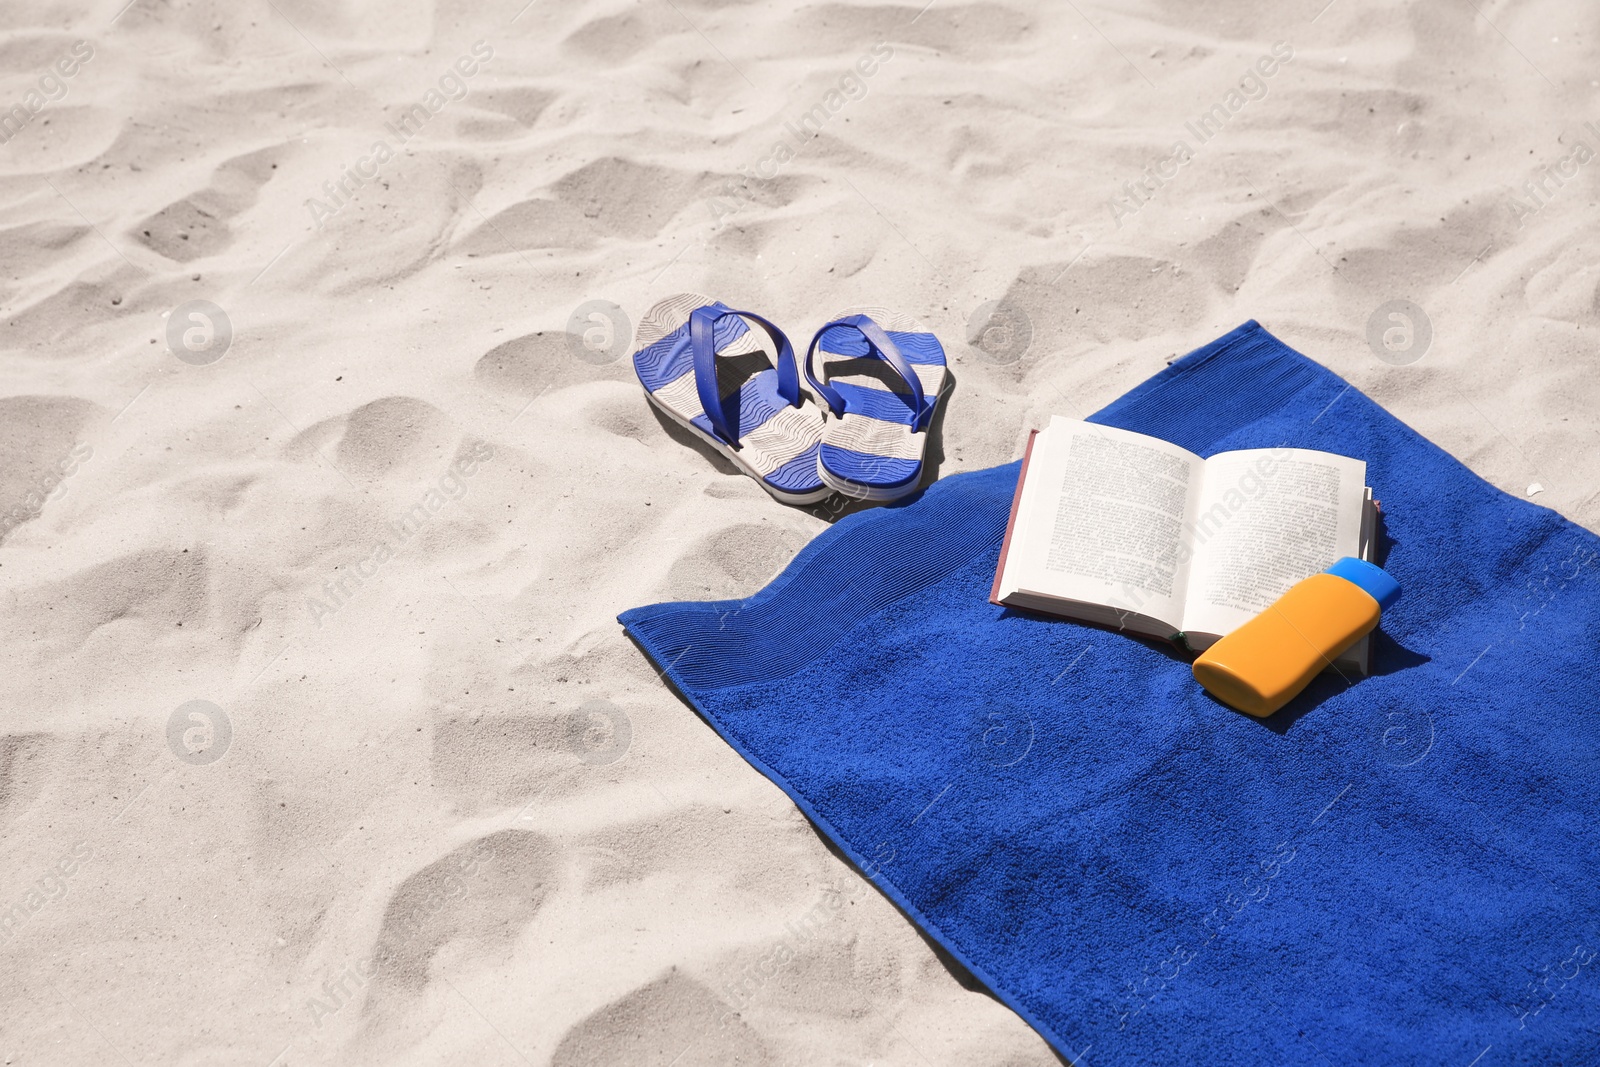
[457,158,704,257]
[456,85,557,140]
[473,327,632,401]
[550,969,776,1067]
[130,145,284,263]
[281,396,459,484]
[0,395,98,545]
[362,829,557,1009]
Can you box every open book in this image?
[991,417,1379,672]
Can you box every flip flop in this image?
[632,293,830,505]
[803,308,946,502]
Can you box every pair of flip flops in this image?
[631,293,947,505]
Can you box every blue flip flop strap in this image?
[805,314,933,430]
[689,306,800,447]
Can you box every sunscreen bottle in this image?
[1192,557,1400,718]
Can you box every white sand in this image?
[1,1,1595,1063]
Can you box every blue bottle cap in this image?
[1324,556,1400,611]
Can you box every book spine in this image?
[990,430,1040,606]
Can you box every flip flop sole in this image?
[811,306,947,502]
[634,293,829,504]
[644,389,833,505]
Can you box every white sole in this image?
[810,308,945,506]
[645,390,833,506]
[816,458,923,502]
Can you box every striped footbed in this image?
[633,293,825,496]
[812,307,947,490]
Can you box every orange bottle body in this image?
[1192,573,1382,718]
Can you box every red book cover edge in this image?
[989,429,1039,606]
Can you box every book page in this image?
[1004,417,1203,632]
[1180,448,1367,641]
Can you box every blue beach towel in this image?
[619,321,1600,1067]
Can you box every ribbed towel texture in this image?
[620,321,1600,1066]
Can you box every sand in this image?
[1,0,1596,1063]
